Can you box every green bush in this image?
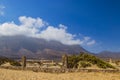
[0,57,21,66]
[78,61,91,68]
[96,60,115,69]
[68,55,79,68]
[0,60,5,65]
[10,61,21,66]
[67,53,115,69]
[0,58,10,65]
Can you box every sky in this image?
[0,0,120,53]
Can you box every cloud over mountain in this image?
[0,16,95,45]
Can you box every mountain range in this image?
[0,36,87,60]
[96,51,120,60]
[0,36,120,60]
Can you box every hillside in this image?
[0,36,88,59]
[97,51,120,60]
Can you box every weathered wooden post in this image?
[22,56,26,69]
[62,54,68,69]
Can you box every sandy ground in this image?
[0,68,120,80]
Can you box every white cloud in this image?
[0,16,46,37]
[0,5,5,16]
[79,36,96,46]
[84,37,91,41]
[38,26,82,45]
[59,24,67,30]
[0,16,96,45]
[87,40,96,46]
[19,16,46,28]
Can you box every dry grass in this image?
[0,68,120,80]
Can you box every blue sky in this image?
[0,0,120,53]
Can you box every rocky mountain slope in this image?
[0,36,88,59]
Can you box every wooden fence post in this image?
[22,56,26,69]
[62,54,68,69]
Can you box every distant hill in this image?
[96,51,120,60]
[0,36,88,60]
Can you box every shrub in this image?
[0,58,10,65]
[10,61,21,66]
[68,55,79,68]
[67,52,115,69]
[0,57,21,66]
[78,61,91,68]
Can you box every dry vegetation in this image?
[0,68,120,80]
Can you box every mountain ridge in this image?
[0,36,120,60]
[96,51,120,60]
[0,35,88,60]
